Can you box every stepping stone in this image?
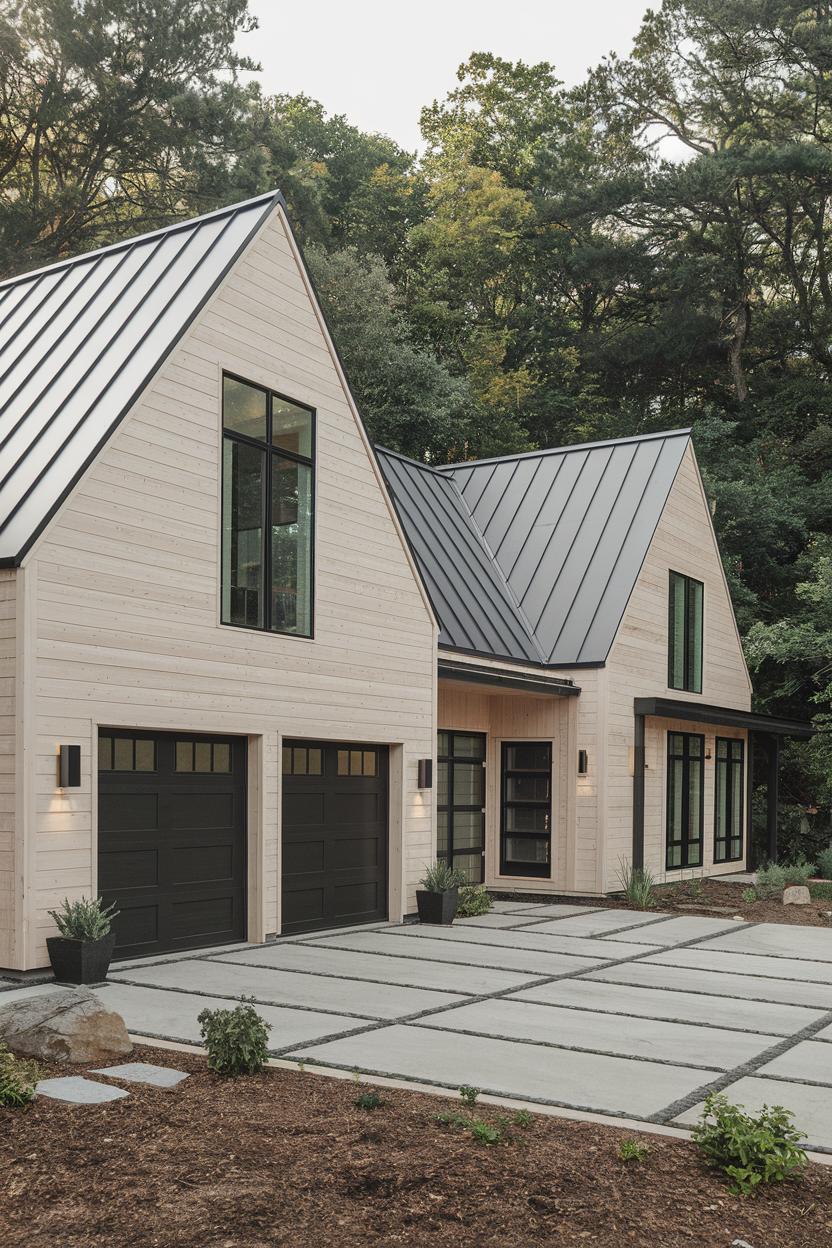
[92,1061,189,1088]
[36,1076,129,1104]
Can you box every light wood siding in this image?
[604,445,751,887]
[437,679,584,894]
[0,571,16,965]
[20,206,436,969]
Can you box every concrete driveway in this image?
[4,902,832,1149]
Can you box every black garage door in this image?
[98,730,247,959]
[282,740,388,935]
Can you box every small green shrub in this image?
[197,997,270,1077]
[513,1109,533,1128]
[459,1085,479,1108]
[0,1044,40,1108]
[616,857,656,910]
[48,895,119,940]
[782,858,816,887]
[355,1090,384,1111]
[419,861,465,892]
[754,863,787,899]
[618,1138,649,1162]
[741,887,757,904]
[692,1093,807,1195]
[688,878,704,900]
[816,847,832,881]
[810,881,832,902]
[456,884,492,917]
[469,1119,501,1145]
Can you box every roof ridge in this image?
[435,427,692,473]
[0,190,284,292]
[374,445,447,475]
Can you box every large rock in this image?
[783,884,811,906]
[0,989,132,1063]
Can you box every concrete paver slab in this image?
[511,977,826,1036]
[452,913,553,929]
[412,998,777,1069]
[299,929,605,977]
[606,916,745,946]
[209,944,538,995]
[370,923,652,961]
[644,948,832,984]
[755,1040,832,1086]
[288,1024,722,1117]
[697,923,832,962]
[674,1077,832,1151]
[108,958,467,1019]
[0,982,71,1004]
[37,1076,129,1104]
[584,959,832,1009]
[92,1062,189,1088]
[94,982,374,1047]
[492,904,605,918]
[520,910,670,937]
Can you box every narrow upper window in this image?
[221,375,314,636]
[668,571,703,693]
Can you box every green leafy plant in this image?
[753,863,787,899]
[459,1085,480,1108]
[47,896,119,941]
[513,1109,533,1128]
[692,1094,808,1195]
[197,997,271,1077]
[616,857,656,910]
[418,861,465,892]
[817,848,832,881]
[456,884,492,917]
[469,1119,502,1145]
[810,881,832,902]
[783,858,816,886]
[0,1044,40,1108]
[355,1090,384,1110]
[741,887,758,904]
[618,1138,649,1162]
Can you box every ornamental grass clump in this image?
[198,997,271,1077]
[0,1044,40,1109]
[616,857,656,909]
[693,1093,807,1195]
[47,896,119,940]
[418,861,465,892]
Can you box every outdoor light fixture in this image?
[58,744,81,788]
[577,749,588,776]
[417,758,433,789]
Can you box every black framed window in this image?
[715,737,744,863]
[500,742,552,878]
[666,731,704,870]
[221,374,314,636]
[437,731,485,884]
[668,571,703,693]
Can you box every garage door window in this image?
[221,374,314,638]
[99,735,156,772]
[337,749,377,777]
[175,740,232,773]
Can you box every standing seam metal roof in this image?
[377,429,691,667]
[0,190,282,565]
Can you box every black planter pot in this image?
[416,887,459,925]
[46,932,116,985]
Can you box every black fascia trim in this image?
[634,697,813,739]
[7,191,284,566]
[439,641,604,671]
[438,658,580,696]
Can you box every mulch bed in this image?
[498,877,832,927]
[2,1045,831,1248]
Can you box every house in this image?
[0,192,808,974]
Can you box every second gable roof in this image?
[378,428,691,667]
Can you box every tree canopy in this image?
[1,0,830,843]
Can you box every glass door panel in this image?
[437,730,486,883]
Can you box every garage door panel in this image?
[282,741,388,935]
[99,731,246,958]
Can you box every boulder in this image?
[783,885,811,906]
[0,989,132,1063]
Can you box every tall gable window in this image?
[668,571,703,693]
[221,375,314,636]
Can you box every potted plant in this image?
[46,896,120,985]
[416,861,465,925]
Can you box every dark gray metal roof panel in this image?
[380,429,691,668]
[377,450,544,664]
[0,191,281,564]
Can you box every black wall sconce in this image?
[58,744,81,788]
[417,758,433,789]
[577,749,588,776]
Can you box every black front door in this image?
[98,730,247,959]
[281,741,388,935]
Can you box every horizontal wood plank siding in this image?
[22,206,435,969]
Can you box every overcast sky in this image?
[239,1,654,152]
